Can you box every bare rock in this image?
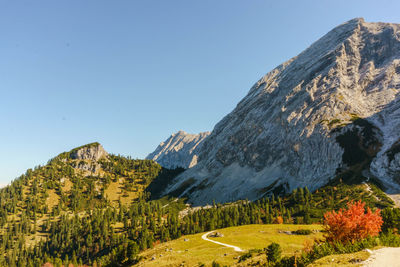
[147,131,210,169]
[70,142,108,161]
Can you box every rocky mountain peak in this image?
[147,131,210,169]
[161,18,400,205]
[69,142,108,161]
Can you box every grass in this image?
[139,234,239,267]
[104,177,140,206]
[309,250,370,266]
[61,178,73,193]
[213,224,323,254]
[46,189,60,210]
[137,224,323,267]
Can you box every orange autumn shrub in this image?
[274,216,284,224]
[323,200,383,243]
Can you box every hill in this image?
[1,142,162,214]
[0,142,173,266]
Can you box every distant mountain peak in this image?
[176,130,187,135]
[147,131,210,169]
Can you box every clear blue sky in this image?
[0,0,399,185]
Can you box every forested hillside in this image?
[0,143,166,266]
[0,142,398,266]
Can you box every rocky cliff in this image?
[62,142,109,175]
[162,18,400,205]
[69,142,108,161]
[146,131,210,169]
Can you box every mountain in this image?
[146,130,210,169]
[162,18,400,205]
[0,142,170,265]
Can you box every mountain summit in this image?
[69,142,108,161]
[147,131,210,169]
[162,18,400,204]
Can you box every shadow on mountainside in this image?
[326,100,400,204]
[146,167,185,200]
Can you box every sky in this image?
[0,0,399,185]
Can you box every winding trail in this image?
[362,247,400,267]
[201,231,244,252]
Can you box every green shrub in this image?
[293,229,312,235]
[238,251,253,262]
[266,242,282,263]
[380,230,400,246]
[382,208,400,232]
[274,256,297,267]
[289,233,400,266]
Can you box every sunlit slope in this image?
[137,224,323,267]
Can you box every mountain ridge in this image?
[146,130,210,169]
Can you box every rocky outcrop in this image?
[162,18,400,205]
[70,161,102,174]
[146,131,210,169]
[69,142,108,161]
[63,143,109,176]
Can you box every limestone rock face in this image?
[146,131,210,169]
[70,161,102,174]
[162,18,400,205]
[69,143,108,161]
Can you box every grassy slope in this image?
[309,250,370,266]
[103,177,141,206]
[137,224,323,267]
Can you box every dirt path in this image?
[362,247,400,267]
[201,231,244,252]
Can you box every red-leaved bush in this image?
[323,200,383,243]
[274,216,284,224]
